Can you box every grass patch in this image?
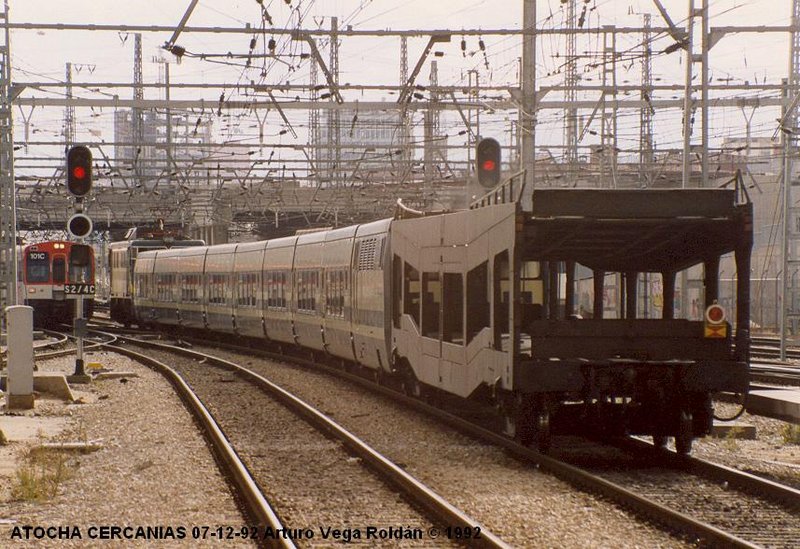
[723,425,744,452]
[780,423,800,445]
[11,447,75,502]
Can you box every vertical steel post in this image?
[0,0,17,333]
[700,0,710,187]
[682,0,695,188]
[520,0,536,207]
[782,79,791,359]
[74,294,85,376]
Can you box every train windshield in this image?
[69,244,93,283]
[25,251,49,283]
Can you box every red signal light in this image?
[705,304,726,324]
[66,145,92,197]
[476,137,501,188]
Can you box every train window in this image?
[157,274,171,302]
[296,272,305,311]
[181,274,199,303]
[53,257,66,284]
[26,251,50,283]
[297,270,318,313]
[252,273,260,307]
[71,244,91,264]
[403,262,420,328]
[325,269,346,318]
[392,255,402,328]
[237,273,257,307]
[421,272,441,339]
[69,245,92,284]
[442,273,464,344]
[237,273,249,307]
[136,273,144,298]
[309,271,318,312]
[467,261,490,343]
[208,274,226,305]
[493,251,510,351]
[266,271,288,309]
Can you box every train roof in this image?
[521,188,750,273]
[108,239,205,250]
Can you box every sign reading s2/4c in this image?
[64,283,95,295]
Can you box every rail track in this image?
[93,341,294,549]
[95,329,509,549]
[749,337,800,385]
[96,323,800,548]
[4,329,113,362]
[556,437,800,548]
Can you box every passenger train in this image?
[109,227,205,326]
[129,186,753,454]
[19,240,95,326]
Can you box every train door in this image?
[52,255,66,285]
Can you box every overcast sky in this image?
[6,0,796,165]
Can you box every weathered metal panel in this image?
[530,189,737,219]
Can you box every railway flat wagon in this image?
[132,186,752,454]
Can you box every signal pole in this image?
[65,145,94,383]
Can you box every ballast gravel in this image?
[3,343,797,548]
[197,343,691,549]
[0,351,253,548]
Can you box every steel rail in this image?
[617,437,800,509]
[99,341,295,549]
[111,333,512,549]
[0,329,69,366]
[126,329,759,548]
[27,328,116,361]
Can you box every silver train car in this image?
[132,188,753,453]
[109,232,204,326]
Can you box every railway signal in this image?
[476,137,501,188]
[64,145,94,384]
[67,213,93,240]
[704,302,727,338]
[66,145,93,197]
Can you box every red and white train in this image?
[18,240,95,326]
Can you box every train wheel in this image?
[402,377,422,398]
[506,397,535,447]
[675,411,694,455]
[500,400,521,441]
[536,410,551,453]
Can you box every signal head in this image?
[66,145,92,197]
[67,213,93,239]
[476,137,501,188]
[704,303,726,325]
